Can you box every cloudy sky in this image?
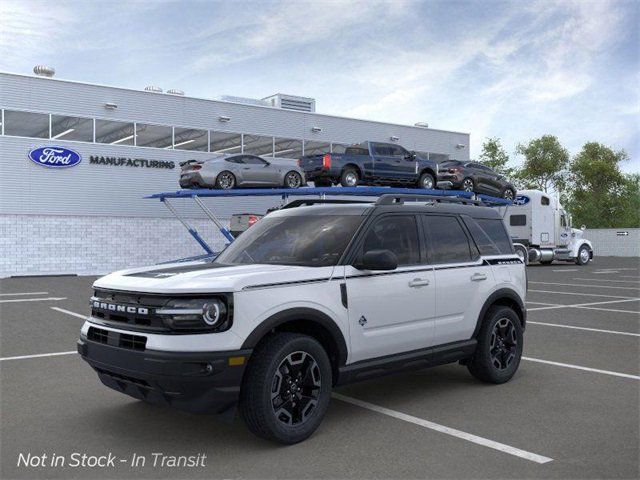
[1,0,638,172]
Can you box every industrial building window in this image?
[243,135,273,156]
[135,123,172,149]
[210,131,242,154]
[173,127,208,151]
[3,110,49,138]
[273,138,303,159]
[51,115,93,142]
[541,196,550,206]
[304,141,330,156]
[510,215,527,226]
[95,119,134,145]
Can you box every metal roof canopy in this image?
[146,187,511,255]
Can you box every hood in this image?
[571,228,584,240]
[93,260,333,294]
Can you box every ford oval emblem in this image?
[514,195,530,206]
[28,146,82,168]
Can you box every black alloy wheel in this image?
[467,305,523,384]
[490,318,518,370]
[271,351,321,426]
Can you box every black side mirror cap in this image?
[354,249,398,271]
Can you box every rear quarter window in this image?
[463,217,514,255]
[423,215,474,264]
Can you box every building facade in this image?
[0,71,470,277]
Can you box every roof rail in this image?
[281,199,372,209]
[375,194,483,206]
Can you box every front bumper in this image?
[77,337,251,414]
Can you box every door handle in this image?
[408,278,430,288]
[471,273,487,281]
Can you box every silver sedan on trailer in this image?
[179,154,306,190]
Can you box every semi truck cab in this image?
[500,189,593,265]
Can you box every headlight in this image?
[156,297,231,332]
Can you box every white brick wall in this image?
[0,214,230,277]
[584,228,640,257]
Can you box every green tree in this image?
[566,142,638,228]
[479,137,513,176]
[515,135,569,192]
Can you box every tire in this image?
[284,171,303,189]
[514,244,528,265]
[462,178,475,192]
[502,188,516,200]
[467,306,523,384]
[239,333,332,444]
[340,168,359,187]
[575,245,591,265]
[418,172,435,190]
[215,171,236,190]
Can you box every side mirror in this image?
[405,152,416,160]
[354,249,398,271]
[581,225,586,231]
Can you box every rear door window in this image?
[463,217,514,255]
[423,216,473,264]
[361,215,420,266]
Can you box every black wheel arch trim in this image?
[472,288,526,338]
[240,307,348,367]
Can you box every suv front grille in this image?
[87,326,147,351]
[91,289,171,332]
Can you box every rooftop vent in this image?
[263,93,315,113]
[167,89,184,96]
[33,65,55,77]
[414,122,429,128]
[144,85,163,93]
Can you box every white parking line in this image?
[572,278,640,284]
[0,351,76,362]
[529,281,639,291]
[0,297,67,304]
[523,357,640,380]
[529,290,637,299]
[527,321,640,337]
[552,269,578,272]
[526,301,559,306]
[573,305,639,315]
[0,291,49,296]
[51,307,87,319]
[528,297,640,312]
[621,275,640,279]
[332,393,553,464]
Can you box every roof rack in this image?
[376,194,484,206]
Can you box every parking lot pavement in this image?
[1,257,639,479]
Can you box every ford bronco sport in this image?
[78,194,526,444]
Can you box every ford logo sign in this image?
[28,146,82,168]
[514,195,530,206]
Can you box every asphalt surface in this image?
[1,257,638,479]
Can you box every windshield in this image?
[215,214,364,267]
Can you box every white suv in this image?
[78,194,526,444]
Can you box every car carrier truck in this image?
[500,189,593,265]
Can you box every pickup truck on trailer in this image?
[299,141,443,189]
[500,189,593,265]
